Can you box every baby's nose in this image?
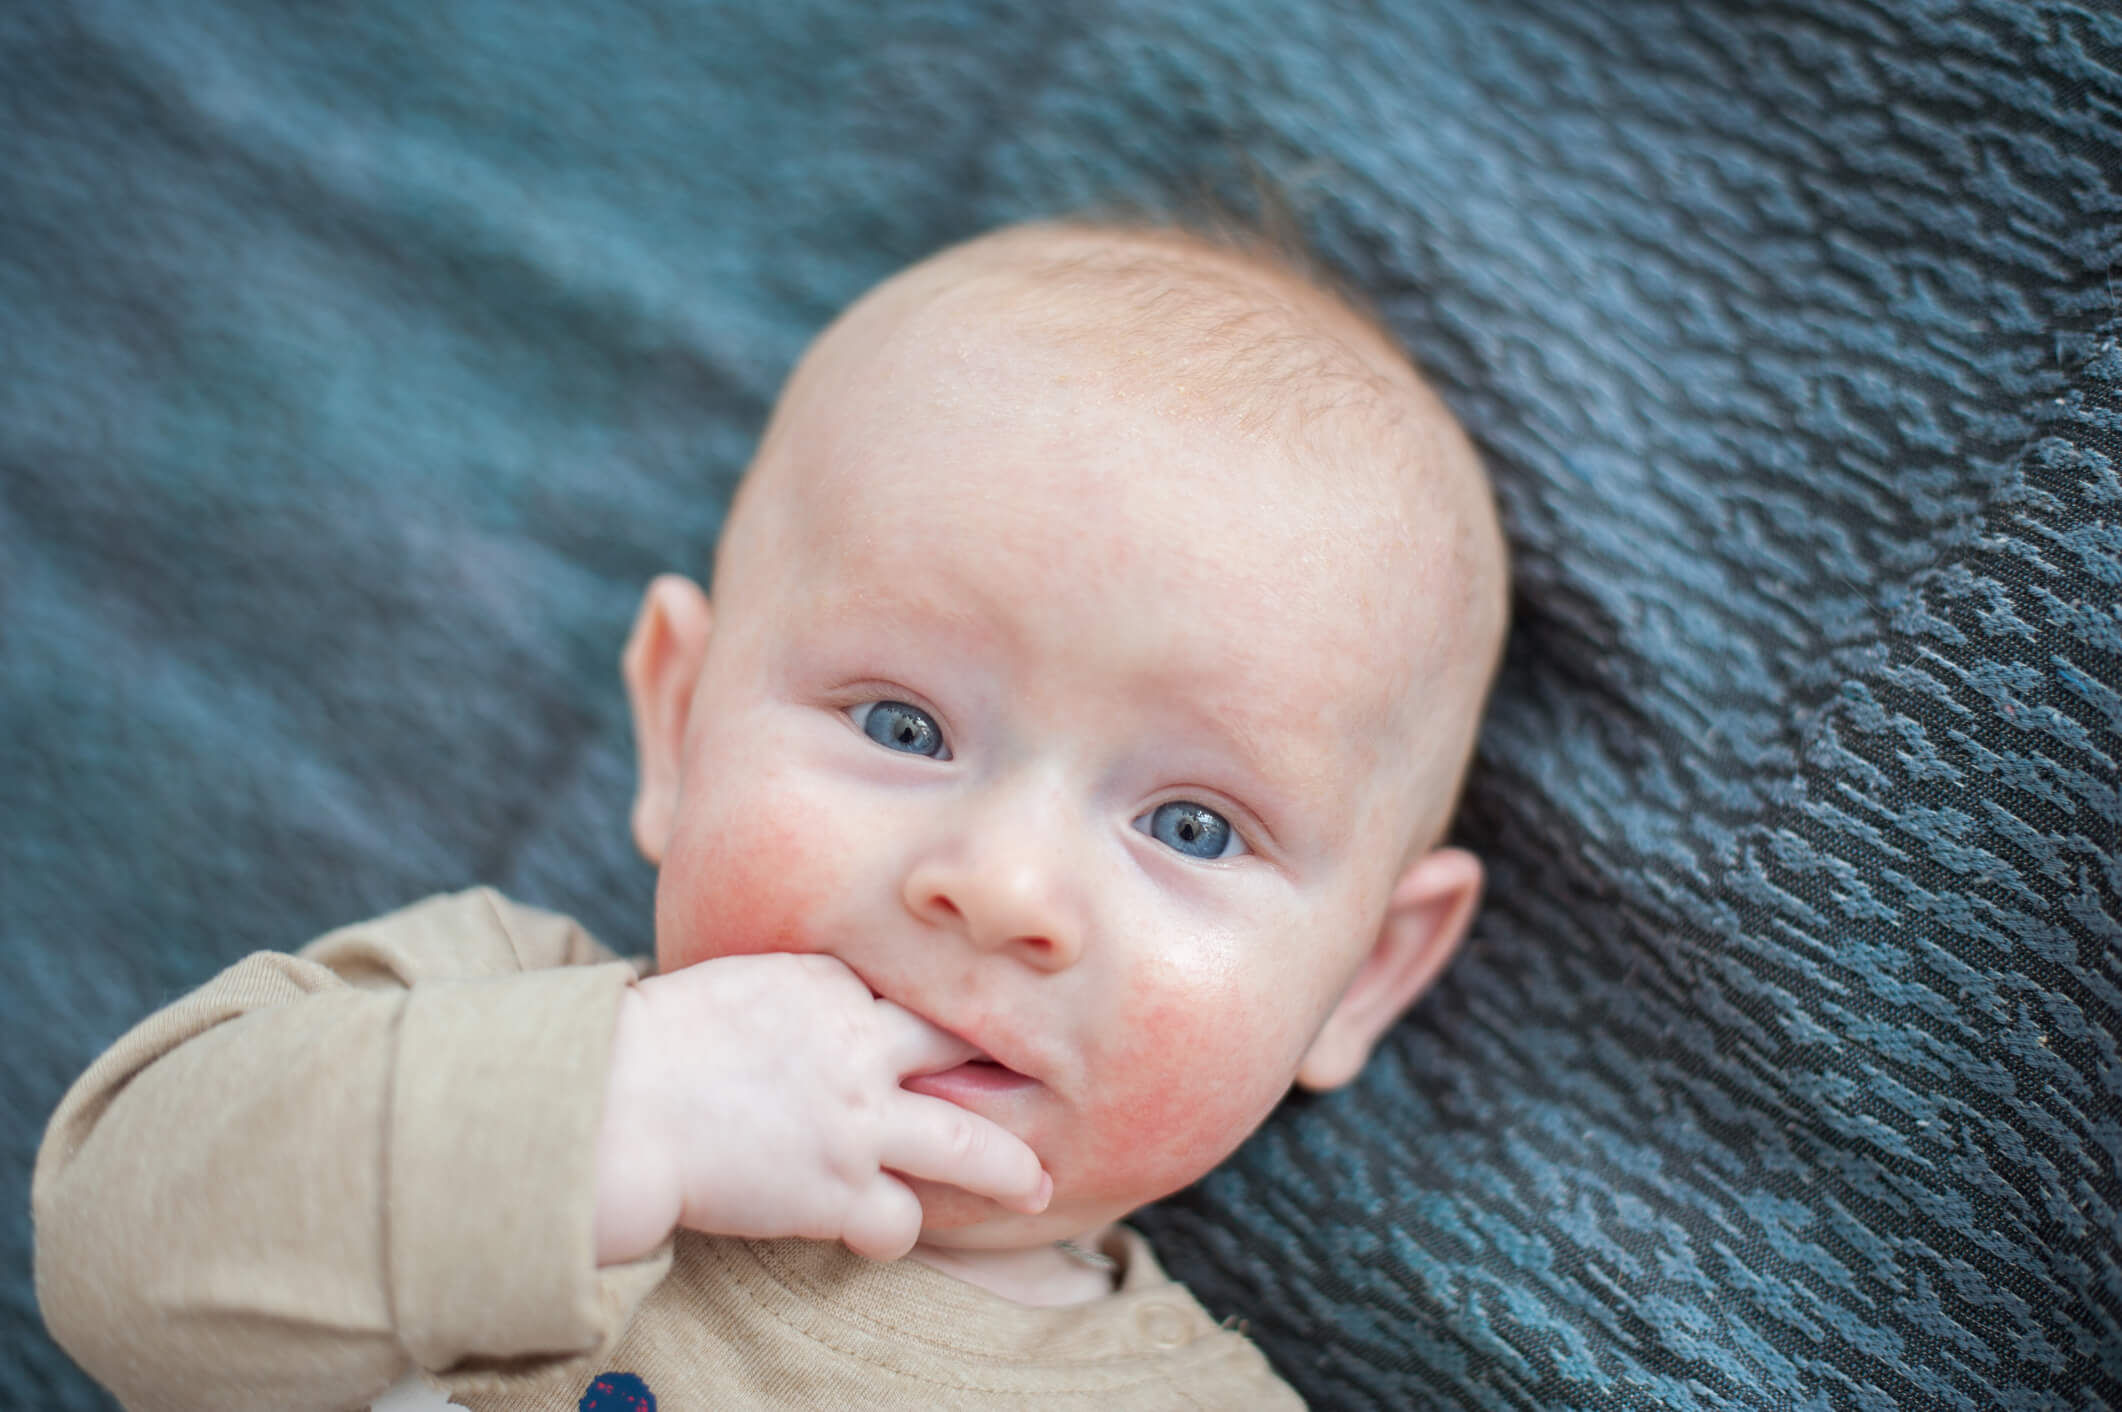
[902,834,1084,972]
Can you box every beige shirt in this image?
[34,890,1303,1411]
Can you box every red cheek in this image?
[655,796,831,971]
[1065,986,1292,1206]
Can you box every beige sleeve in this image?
[32,890,671,1412]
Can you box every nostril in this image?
[1014,934,1073,967]
[928,894,961,920]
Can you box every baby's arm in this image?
[592,952,1050,1266]
[34,892,646,1412]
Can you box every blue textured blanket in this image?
[5,2,2118,1407]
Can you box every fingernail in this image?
[1034,1172,1053,1212]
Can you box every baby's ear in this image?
[1295,847,1484,1092]
[621,574,714,865]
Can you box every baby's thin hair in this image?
[962,204,1421,445]
[1070,166,1381,324]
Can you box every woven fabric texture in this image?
[4,1,2117,1407]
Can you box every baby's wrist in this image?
[592,985,682,1266]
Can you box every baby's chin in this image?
[906,1178,1114,1250]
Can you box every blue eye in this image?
[856,700,948,758]
[1139,801,1242,860]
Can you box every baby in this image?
[35,221,1508,1410]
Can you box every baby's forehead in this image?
[849,231,1486,579]
[802,239,1456,589]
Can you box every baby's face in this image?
[633,237,1499,1249]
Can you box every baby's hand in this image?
[591,953,1050,1265]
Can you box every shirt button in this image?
[1135,1302,1191,1349]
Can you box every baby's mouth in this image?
[943,1044,1027,1080]
[906,1053,1038,1099]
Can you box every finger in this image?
[878,1093,1051,1214]
[840,1172,923,1261]
[869,998,982,1075]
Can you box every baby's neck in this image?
[908,1226,1120,1307]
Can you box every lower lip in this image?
[904,1061,1039,1103]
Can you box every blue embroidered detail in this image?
[579,1372,655,1412]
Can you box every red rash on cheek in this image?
[1063,983,1296,1209]
[655,797,831,972]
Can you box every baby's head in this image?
[624,222,1508,1250]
